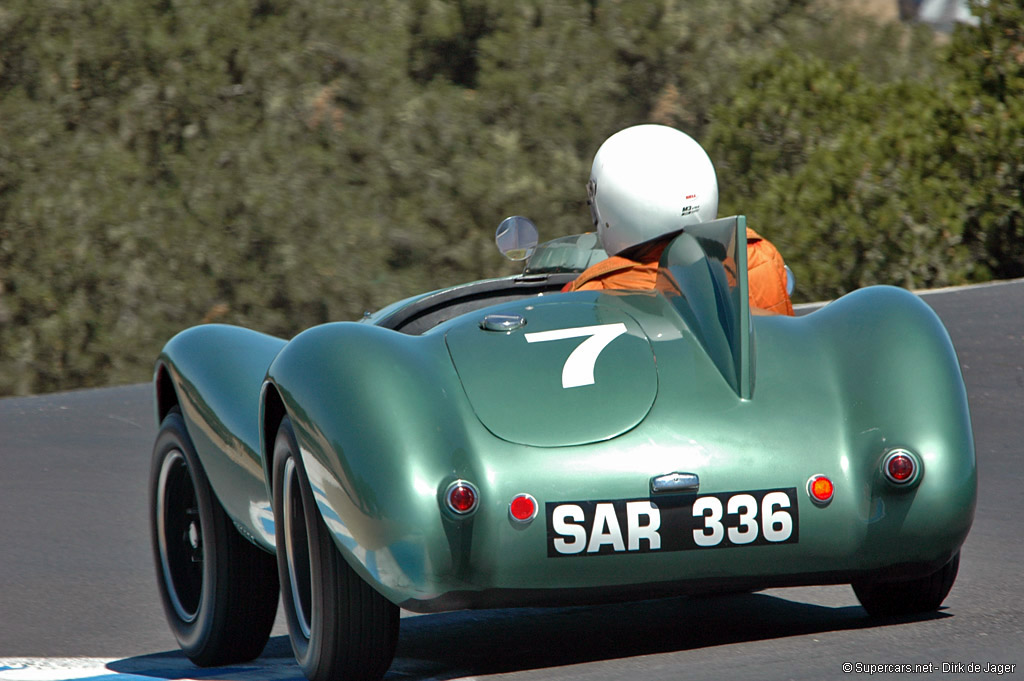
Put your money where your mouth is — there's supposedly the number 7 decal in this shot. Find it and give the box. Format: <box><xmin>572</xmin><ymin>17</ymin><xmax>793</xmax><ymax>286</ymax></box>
<box><xmin>524</xmin><ymin>323</ymin><xmax>627</xmax><ymax>388</ymax></box>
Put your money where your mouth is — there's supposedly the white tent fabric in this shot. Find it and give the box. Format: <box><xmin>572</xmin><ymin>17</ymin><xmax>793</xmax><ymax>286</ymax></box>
<box><xmin>916</xmin><ymin>0</ymin><xmax>980</xmax><ymax>30</ymax></box>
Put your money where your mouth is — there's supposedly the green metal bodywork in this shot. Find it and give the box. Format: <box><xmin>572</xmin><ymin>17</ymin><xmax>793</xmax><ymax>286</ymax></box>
<box><xmin>154</xmin><ymin>217</ymin><xmax>976</xmax><ymax>612</ymax></box>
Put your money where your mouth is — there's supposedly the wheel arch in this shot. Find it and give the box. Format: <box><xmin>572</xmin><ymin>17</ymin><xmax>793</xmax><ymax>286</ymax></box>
<box><xmin>259</xmin><ymin>380</ymin><xmax>288</xmax><ymax>493</ymax></box>
<box><xmin>154</xmin><ymin>361</ymin><xmax>181</xmax><ymax>424</ymax></box>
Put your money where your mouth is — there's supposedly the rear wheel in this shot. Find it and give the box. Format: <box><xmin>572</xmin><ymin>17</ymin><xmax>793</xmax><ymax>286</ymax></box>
<box><xmin>150</xmin><ymin>409</ymin><xmax>279</xmax><ymax>665</ymax></box>
<box><xmin>853</xmin><ymin>551</ymin><xmax>960</xmax><ymax>618</ymax></box>
<box><xmin>272</xmin><ymin>417</ymin><xmax>399</xmax><ymax>681</ymax></box>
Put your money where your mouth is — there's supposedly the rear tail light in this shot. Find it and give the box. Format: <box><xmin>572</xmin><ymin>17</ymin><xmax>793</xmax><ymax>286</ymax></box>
<box><xmin>509</xmin><ymin>493</ymin><xmax>538</xmax><ymax>523</ymax></box>
<box><xmin>445</xmin><ymin>480</ymin><xmax>479</xmax><ymax>515</ymax></box>
<box><xmin>884</xmin><ymin>449</ymin><xmax>919</xmax><ymax>484</ymax></box>
<box><xmin>807</xmin><ymin>475</ymin><xmax>834</xmax><ymax>505</ymax></box>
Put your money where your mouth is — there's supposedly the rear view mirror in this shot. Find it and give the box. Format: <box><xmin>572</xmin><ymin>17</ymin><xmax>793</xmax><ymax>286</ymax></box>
<box><xmin>496</xmin><ymin>216</ymin><xmax>539</xmax><ymax>261</ymax></box>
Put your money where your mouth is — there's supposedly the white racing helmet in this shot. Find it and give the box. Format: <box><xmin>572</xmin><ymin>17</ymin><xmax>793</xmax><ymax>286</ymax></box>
<box><xmin>588</xmin><ymin>124</ymin><xmax>718</xmax><ymax>256</ymax></box>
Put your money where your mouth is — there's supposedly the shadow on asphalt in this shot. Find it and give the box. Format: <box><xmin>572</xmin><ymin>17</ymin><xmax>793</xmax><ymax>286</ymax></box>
<box><xmin>107</xmin><ymin>592</ymin><xmax>950</xmax><ymax>680</ymax></box>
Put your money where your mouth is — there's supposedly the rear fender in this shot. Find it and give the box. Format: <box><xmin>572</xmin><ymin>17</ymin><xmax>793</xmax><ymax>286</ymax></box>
<box><xmin>808</xmin><ymin>286</ymin><xmax>976</xmax><ymax>561</ymax></box>
<box><xmin>264</xmin><ymin>322</ymin><xmax>480</xmax><ymax>602</ymax></box>
<box><xmin>154</xmin><ymin>324</ymin><xmax>286</xmax><ymax>550</ymax></box>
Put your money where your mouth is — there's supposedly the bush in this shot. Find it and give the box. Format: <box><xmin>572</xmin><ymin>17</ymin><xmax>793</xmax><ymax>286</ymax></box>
<box><xmin>707</xmin><ymin>52</ymin><xmax>974</xmax><ymax>300</ymax></box>
<box><xmin>0</xmin><ymin>0</ymin><xmax>1019</xmax><ymax>395</ymax></box>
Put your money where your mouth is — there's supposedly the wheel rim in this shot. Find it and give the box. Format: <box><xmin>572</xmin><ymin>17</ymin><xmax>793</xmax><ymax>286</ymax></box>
<box><xmin>282</xmin><ymin>457</ymin><xmax>313</xmax><ymax>640</ymax></box>
<box><xmin>157</xmin><ymin>449</ymin><xmax>203</xmax><ymax>623</ymax></box>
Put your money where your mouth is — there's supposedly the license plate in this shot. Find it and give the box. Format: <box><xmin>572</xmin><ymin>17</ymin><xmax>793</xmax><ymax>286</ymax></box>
<box><xmin>545</xmin><ymin>487</ymin><xmax>799</xmax><ymax>557</ymax></box>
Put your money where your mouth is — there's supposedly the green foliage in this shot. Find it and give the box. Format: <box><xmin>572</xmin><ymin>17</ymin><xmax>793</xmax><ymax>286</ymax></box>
<box><xmin>0</xmin><ymin>0</ymin><xmax>1020</xmax><ymax>395</ymax></box>
<box><xmin>708</xmin><ymin>51</ymin><xmax>973</xmax><ymax>299</ymax></box>
<box><xmin>708</xmin><ymin>0</ymin><xmax>1024</xmax><ymax>300</ymax></box>
<box><xmin>945</xmin><ymin>0</ymin><xmax>1024</xmax><ymax>279</ymax></box>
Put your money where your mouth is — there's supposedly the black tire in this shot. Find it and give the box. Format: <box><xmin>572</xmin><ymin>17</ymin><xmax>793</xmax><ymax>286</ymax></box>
<box><xmin>150</xmin><ymin>409</ymin><xmax>279</xmax><ymax>665</ymax></box>
<box><xmin>272</xmin><ymin>417</ymin><xmax>399</xmax><ymax>681</ymax></box>
<box><xmin>853</xmin><ymin>551</ymin><xmax>960</xmax><ymax>618</ymax></box>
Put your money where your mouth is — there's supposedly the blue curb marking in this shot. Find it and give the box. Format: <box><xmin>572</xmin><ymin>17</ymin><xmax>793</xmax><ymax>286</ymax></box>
<box><xmin>0</xmin><ymin>653</ymin><xmax>446</xmax><ymax>681</ymax></box>
<box><xmin>0</xmin><ymin>659</ymin><xmax>309</xmax><ymax>681</ymax></box>
<box><xmin>70</xmin><ymin>676</ymin><xmax>307</xmax><ymax>681</ymax></box>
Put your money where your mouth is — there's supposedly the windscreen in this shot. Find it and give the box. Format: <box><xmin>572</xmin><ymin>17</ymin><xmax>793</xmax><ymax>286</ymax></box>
<box><xmin>523</xmin><ymin>233</ymin><xmax>609</xmax><ymax>275</ymax></box>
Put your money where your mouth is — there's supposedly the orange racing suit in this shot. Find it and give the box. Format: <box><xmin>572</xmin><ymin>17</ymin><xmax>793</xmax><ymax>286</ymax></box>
<box><xmin>565</xmin><ymin>228</ymin><xmax>793</xmax><ymax>316</ymax></box>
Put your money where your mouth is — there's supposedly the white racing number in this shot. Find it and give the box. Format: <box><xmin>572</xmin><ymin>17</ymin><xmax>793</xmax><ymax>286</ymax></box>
<box><xmin>524</xmin><ymin>323</ymin><xmax>627</xmax><ymax>388</ymax></box>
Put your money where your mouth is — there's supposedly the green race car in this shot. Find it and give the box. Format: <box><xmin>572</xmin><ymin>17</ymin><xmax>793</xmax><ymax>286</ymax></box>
<box><xmin>150</xmin><ymin>215</ymin><xmax>975</xmax><ymax>681</ymax></box>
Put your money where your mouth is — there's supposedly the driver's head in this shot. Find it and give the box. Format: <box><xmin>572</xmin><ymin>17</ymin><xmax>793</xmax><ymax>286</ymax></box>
<box><xmin>587</xmin><ymin>124</ymin><xmax>718</xmax><ymax>256</ymax></box>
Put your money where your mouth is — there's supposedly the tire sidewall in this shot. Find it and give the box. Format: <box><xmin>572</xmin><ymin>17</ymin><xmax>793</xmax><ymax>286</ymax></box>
<box><xmin>149</xmin><ymin>411</ymin><xmax>227</xmax><ymax>659</ymax></box>
<box><xmin>272</xmin><ymin>417</ymin><xmax>338</xmax><ymax>676</ymax></box>
<box><xmin>854</xmin><ymin>551</ymin><xmax>961</xmax><ymax>617</ymax></box>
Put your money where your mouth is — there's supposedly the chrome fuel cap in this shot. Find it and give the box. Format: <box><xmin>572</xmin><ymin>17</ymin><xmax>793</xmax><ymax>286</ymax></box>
<box><xmin>480</xmin><ymin>313</ymin><xmax>526</xmax><ymax>332</ymax></box>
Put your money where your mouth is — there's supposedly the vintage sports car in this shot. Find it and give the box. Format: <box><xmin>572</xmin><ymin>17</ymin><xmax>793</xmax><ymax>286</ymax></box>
<box><xmin>150</xmin><ymin>215</ymin><xmax>976</xmax><ymax>681</ymax></box>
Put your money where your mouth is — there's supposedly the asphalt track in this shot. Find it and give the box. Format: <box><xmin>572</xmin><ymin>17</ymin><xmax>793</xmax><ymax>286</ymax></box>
<box><xmin>1</xmin><ymin>280</ymin><xmax>1021</xmax><ymax>681</ymax></box>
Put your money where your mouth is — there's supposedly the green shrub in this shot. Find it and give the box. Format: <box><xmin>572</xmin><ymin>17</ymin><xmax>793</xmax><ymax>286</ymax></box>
<box><xmin>0</xmin><ymin>0</ymin><xmax>1018</xmax><ymax>395</ymax></box>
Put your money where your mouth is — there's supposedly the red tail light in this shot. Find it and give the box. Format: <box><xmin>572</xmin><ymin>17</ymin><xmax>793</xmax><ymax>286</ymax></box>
<box><xmin>445</xmin><ymin>480</ymin><xmax>479</xmax><ymax>515</ymax></box>
<box><xmin>509</xmin><ymin>494</ymin><xmax>538</xmax><ymax>523</ymax></box>
<box><xmin>884</xmin><ymin>450</ymin><xmax>918</xmax><ymax>484</ymax></box>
